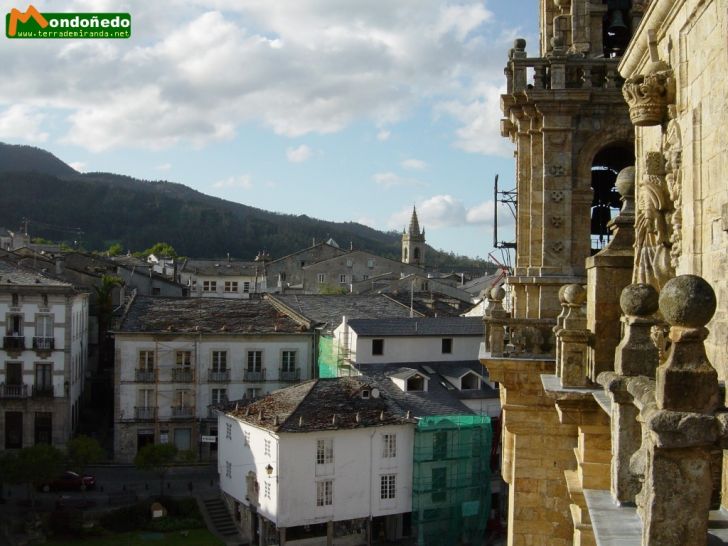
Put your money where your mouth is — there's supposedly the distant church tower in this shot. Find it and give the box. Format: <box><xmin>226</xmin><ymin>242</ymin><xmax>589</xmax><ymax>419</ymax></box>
<box><xmin>401</xmin><ymin>206</ymin><xmax>425</xmax><ymax>266</ymax></box>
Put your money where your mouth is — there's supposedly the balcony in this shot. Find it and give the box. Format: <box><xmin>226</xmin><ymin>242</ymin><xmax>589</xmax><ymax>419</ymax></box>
<box><xmin>279</xmin><ymin>368</ymin><xmax>301</xmax><ymax>382</ymax></box>
<box><xmin>243</xmin><ymin>369</ymin><xmax>266</xmax><ymax>382</ymax></box>
<box><xmin>208</xmin><ymin>369</ymin><xmax>230</xmax><ymax>382</ymax></box>
<box><xmin>32</xmin><ymin>337</ymin><xmax>55</xmax><ymax>351</ymax></box>
<box><xmin>0</xmin><ymin>383</ymin><xmax>28</xmax><ymax>398</ymax></box>
<box><xmin>172</xmin><ymin>368</ymin><xmax>194</xmax><ymax>382</ymax></box>
<box><xmin>3</xmin><ymin>336</ymin><xmax>25</xmax><ymax>351</ymax></box>
<box><xmin>134</xmin><ymin>369</ymin><xmax>156</xmax><ymax>382</ymax></box>
<box><xmin>171</xmin><ymin>405</ymin><xmax>194</xmax><ymax>419</ymax></box>
<box><xmin>134</xmin><ymin>406</ymin><xmax>157</xmax><ymax>420</ymax></box>
<box><xmin>32</xmin><ymin>384</ymin><xmax>55</xmax><ymax>398</ymax></box>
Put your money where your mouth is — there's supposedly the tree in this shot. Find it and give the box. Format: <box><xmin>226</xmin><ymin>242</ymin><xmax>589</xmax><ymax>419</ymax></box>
<box><xmin>67</xmin><ymin>435</ymin><xmax>105</xmax><ymax>476</ymax></box>
<box><xmin>107</xmin><ymin>243</ymin><xmax>123</xmax><ymax>256</ymax></box>
<box><xmin>134</xmin><ymin>443</ymin><xmax>178</xmax><ymax>496</ymax></box>
<box><xmin>143</xmin><ymin>242</ymin><xmax>177</xmax><ymax>258</ymax></box>
<box><xmin>13</xmin><ymin>444</ymin><xmax>64</xmax><ymax>509</ymax></box>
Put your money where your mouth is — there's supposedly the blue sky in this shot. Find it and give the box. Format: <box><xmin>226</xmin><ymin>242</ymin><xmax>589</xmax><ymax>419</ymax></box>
<box><xmin>0</xmin><ymin>0</ymin><xmax>539</xmax><ymax>260</ymax></box>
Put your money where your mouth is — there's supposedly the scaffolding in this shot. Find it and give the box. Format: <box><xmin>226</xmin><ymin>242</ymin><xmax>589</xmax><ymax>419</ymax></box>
<box><xmin>318</xmin><ymin>335</ymin><xmax>338</xmax><ymax>378</ymax></box>
<box><xmin>412</xmin><ymin>415</ymin><xmax>492</xmax><ymax>546</ymax></box>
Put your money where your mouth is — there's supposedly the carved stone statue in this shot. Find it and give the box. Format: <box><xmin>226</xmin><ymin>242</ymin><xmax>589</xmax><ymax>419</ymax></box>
<box><xmin>663</xmin><ymin>108</ymin><xmax>682</xmax><ymax>270</ymax></box>
<box><xmin>633</xmin><ymin>152</ymin><xmax>675</xmax><ymax>291</ymax></box>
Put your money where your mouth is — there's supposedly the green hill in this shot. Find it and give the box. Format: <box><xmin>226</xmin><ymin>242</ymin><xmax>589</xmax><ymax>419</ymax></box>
<box><xmin>0</xmin><ymin>143</ymin><xmax>491</xmax><ymax>271</ymax></box>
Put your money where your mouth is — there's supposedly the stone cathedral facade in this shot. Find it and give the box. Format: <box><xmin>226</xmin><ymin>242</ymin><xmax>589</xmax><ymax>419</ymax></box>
<box><xmin>482</xmin><ymin>0</ymin><xmax>728</xmax><ymax>545</ymax></box>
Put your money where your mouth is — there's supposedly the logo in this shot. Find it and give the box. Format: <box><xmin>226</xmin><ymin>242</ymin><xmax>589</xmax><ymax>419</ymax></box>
<box><xmin>6</xmin><ymin>5</ymin><xmax>131</xmax><ymax>39</ymax></box>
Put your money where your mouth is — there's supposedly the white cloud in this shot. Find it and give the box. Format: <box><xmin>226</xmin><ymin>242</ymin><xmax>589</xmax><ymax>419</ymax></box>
<box><xmin>389</xmin><ymin>196</ymin><xmax>510</xmax><ymax>229</ymax></box>
<box><xmin>0</xmin><ymin>105</ymin><xmax>49</xmax><ymax>143</ymax></box>
<box><xmin>0</xmin><ymin>1</ymin><xmax>518</xmax><ymax>153</ymax></box>
<box><xmin>286</xmin><ymin>144</ymin><xmax>312</xmax><ymax>163</ymax></box>
<box><xmin>212</xmin><ymin>175</ymin><xmax>253</xmax><ymax>190</ymax></box>
<box><xmin>156</xmin><ymin>163</ymin><xmax>172</xmax><ymax>171</ymax></box>
<box><xmin>372</xmin><ymin>171</ymin><xmax>424</xmax><ymax>188</ymax></box>
<box><xmin>68</xmin><ymin>161</ymin><xmax>86</xmax><ymax>172</ymax></box>
<box><xmin>401</xmin><ymin>158</ymin><xmax>427</xmax><ymax>170</ymax></box>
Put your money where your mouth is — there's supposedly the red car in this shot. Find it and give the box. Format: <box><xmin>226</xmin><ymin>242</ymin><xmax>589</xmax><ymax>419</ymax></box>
<box><xmin>40</xmin><ymin>471</ymin><xmax>96</xmax><ymax>492</ymax></box>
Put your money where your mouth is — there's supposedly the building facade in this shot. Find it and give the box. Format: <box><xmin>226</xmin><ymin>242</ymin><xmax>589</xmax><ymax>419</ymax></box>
<box><xmin>113</xmin><ymin>296</ymin><xmax>314</xmax><ymax>462</ymax></box>
<box><xmin>178</xmin><ymin>258</ymin><xmax>265</xmax><ymax>298</ymax></box>
<box><xmin>482</xmin><ymin>1</ymin><xmax>728</xmax><ymax>545</ymax></box>
<box><xmin>0</xmin><ymin>259</ymin><xmax>89</xmax><ymax>450</ymax></box>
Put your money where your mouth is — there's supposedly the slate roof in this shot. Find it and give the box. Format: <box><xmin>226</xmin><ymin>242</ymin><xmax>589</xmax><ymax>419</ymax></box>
<box><xmin>383</xmin><ymin>292</ymin><xmax>472</xmax><ymax>317</ymax></box>
<box><xmin>179</xmin><ymin>258</ymin><xmax>261</xmax><ymax>276</ymax></box>
<box><xmin>118</xmin><ymin>296</ymin><xmax>310</xmax><ymax>334</ymax></box>
<box><xmin>225</xmin><ymin>377</ymin><xmax>413</xmax><ymax>433</ymax></box>
<box><xmin>357</xmin><ymin>360</ymin><xmax>498</xmax><ymax>416</ymax></box>
<box><xmin>346</xmin><ymin>317</ymin><xmax>483</xmax><ymax>337</ymax></box>
<box><xmin>0</xmin><ymin>258</ymin><xmax>73</xmax><ymax>289</ymax></box>
<box><xmin>268</xmin><ymin>293</ymin><xmax>419</xmax><ymax>334</ymax></box>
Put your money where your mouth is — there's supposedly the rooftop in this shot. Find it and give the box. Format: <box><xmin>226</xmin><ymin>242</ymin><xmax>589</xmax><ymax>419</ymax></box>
<box><xmin>0</xmin><ymin>258</ymin><xmax>73</xmax><ymax>289</ymax></box>
<box><xmin>118</xmin><ymin>295</ymin><xmax>310</xmax><ymax>334</ymax></box>
<box><xmin>179</xmin><ymin>258</ymin><xmax>262</xmax><ymax>276</ymax></box>
<box><xmin>346</xmin><ymin>317</ymin><xmax>484</xmax><ymax>336</ymax></box>
<box><xmin>225</xmin><ymin>377</ymin><xmax>413</xmax><ymax>432</ymax></box>
<box><xmin>268</xmin><ymin>293</ymin><xmax>419</xmax><ymax>334</ymax></box>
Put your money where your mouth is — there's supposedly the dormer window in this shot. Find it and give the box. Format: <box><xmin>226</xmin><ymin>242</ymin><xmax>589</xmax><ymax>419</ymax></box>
<box><xmin>406</xmin><ymin>374</ymin><xmax>425</xmax><ymax>392</ymax></box>
<box><xmin>361</xmin><ymin>389</ymin><xmax>370</xmax><ymax>399</ymax></box>
<box><xmin>461</xmin><ymin>373</ymin><xmax>480</xmax><ymax>391</ymax></box>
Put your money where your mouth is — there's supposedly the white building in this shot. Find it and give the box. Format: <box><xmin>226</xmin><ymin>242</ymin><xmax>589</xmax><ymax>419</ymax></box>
<box><xmin>178</xmin><ymin>258</ymin><xmax>266</xmax><ymax>299</ymax></box>
<box><xmin>218</xmin><ymin>377</ymin><xmax>416</xmax><ymax>545</ymax></box>
<box><xmin>333</xmin><ymin>317</ymin><xmax>483</xmax><ymax>365</ymax></box>
<box><xmin>0</xmin><ymin>259</ymin><xmax>89</xmax><ymax>449</ymax></box>
<box><xmin>113</xmin><ymin>295</ymin><xmax>314</xmax><ymax>462</ymax></box>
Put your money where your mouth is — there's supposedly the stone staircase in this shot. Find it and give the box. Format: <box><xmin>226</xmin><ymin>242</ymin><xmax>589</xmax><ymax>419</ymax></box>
<box><xmin>200</xmin><ymin>497</ymin><xmax>245</xmax><ymax>544</ymax></box>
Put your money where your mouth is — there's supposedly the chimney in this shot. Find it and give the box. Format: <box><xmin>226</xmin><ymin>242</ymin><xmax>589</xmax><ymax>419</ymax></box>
<box><xmin>55</xmin><ymin>256</ymin><xmax>65</xmax><ymax>275</ymax></box>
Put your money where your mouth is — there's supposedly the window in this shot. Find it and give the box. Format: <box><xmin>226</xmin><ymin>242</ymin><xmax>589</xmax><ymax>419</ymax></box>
<box><xmin>212</xmin><ymin>351</ymin><xmax>227</xmax><ymax>372</ymax></box>
<box><xmin>281</xmin><ymin>351</ymin><xmax>296</xmax><ymax>372</ymax></box>
<box><xmin>242</xmin><ymin>281</ymin><xmax>251</xmax><ymax>294</ymax></box>
<box><xmin>35</xmin><ymin>363</ymin><xmax>52</xmax><ymax>392</ymax></box>
<box><xmin>264</xmin><ymin>439</ymin><xmax>271</xmax><ymax>457</ymax></box>
<box><xmin>203</xmin><ymin>280</ymin><xmax>217</xmax><ymax>292</ymax></box>
<box><xmin>316</xmin><ymin>480</ymin><xmax>333</xmax><ymax>506</ymax></box>
<box><xmin>225</xmin><ymin>422</ymin><xmax>232</xmax><ymax>440</ymax></box>
<box><xmin>316</xmin><ymin>438</ymin><xmax>333</xmax><ymax>465</ymax></box>
<box><xmin>34</xmin><ymin>412</ymin><xmax>52</xmax><ymax>445</ymax></box>
<box><xmin>246</xmin><ymin>387</ymin><xmax>261</xmax><ymax>399</ymax></box>
<box><xmin>432</xmin><ymin>467</ymin><xmax>447</xmax><ymax>502</ymax></box>
<box><xmin>138</xmin><ymin>388</ymin><xmax>154</xmax><ymax>408</ymax></box>
<box><xmin>317</xmin><ymin>273</ymin><xmax>326</xmax><ymax>284</ymax></box>
<box><xmin>247</xmin><ymin>350</ymin><xmax>262</xmax><ymax>371</ymax></box>
<box><xmin>367</xmin><ymin>259</ymin><xmax>374</xmax><ymax>268</ymax></box>
<box><xmin>243</xmin><ymin>430</ymin><xmax>250</xmax><ymax>446</ymax></box>
<box><xmin>211</xmin><ymin>388</ymin><xmax>227</xmax><ymax>404</ymax></box>
<box><xmin>11</xmin><ymin>294</ymin><xmax>19</xmax><ymax>307</ymax></box>
<box><xmin>224</xmin><ymin>281</ymin><xmax>238</xmax><ymax>293</ymax></box>
<box><xmin>380</xmin><ymin>474</ymin><xmax>396</xmax><ymax>500</ymax></box>
<box><xmin>176</xmin><ymin>351</ymin><xmax>191</xmax><ymax>367</ymax></box>
<box><xmin>406</xmin><ymin>374</ymin><xmax>425</xmax><ymax>391</ymax></box>
<box><xmin>346</xmin><ymin>259</ymin><xmax>353</xmax><ymax>267</ymax></box>
<box><xmin>35</xmin><ymin>314</ymin><xmax>53</xmax><ymax>339</ymax></box>
<box><xmin>362</xmin><ymin>275</ymin><xmax>369</xmax><ymax>281</ymax></box>
<box><xmin>433</xmin><ymin>431</ymin><xmax>448</xmax><ymax>459</ymax></box>
<box><xmin>264</xmin><ymin>481</ymin><xmax>271</xmax><ymax>499</ymax></box>
<box><xmin>372</xmin><ymin>339</ymin><xmax>384</xmax><ymax>356</ymax></box>
<box><xmin>383</xmin><ymin>434</ymin><xmax>396</xmax><ymax>458</ymax></box>
<box><xmin>339</xmin><ymin>274</ymin><xmax>347</xmax><ymax>284</ymax></box>
<box><xmin>225</xmin><ymin>461</ymin><xmax>232</xmax><ymax>479</ymax></box>
<box><xmin>7</xmin><ymin>314</ymin><xmax>23</xmax><ymax>337</ymax></box>
<box><xmin>139</xmin><ymin>350</ymin><xmax>154</xmax><ymax>371</ymax></box>
<box><xmin>461</xmin><ymin>373</ymin><xmax>480</xmax><ymax>390</ymax></box>
<box><xmin>174</xmin><ymin>428</ymin><xmax>191</xmax><ymax>451</ymax></box>
<box><xmin>441</xmin><ymin>338</ymin><xmax>453</xmax><ymax>354</ymax></box>
<box><xmin>152</xmin><ymin>287</ymin><xmax>161</xmax><ymax>296</ymax></box>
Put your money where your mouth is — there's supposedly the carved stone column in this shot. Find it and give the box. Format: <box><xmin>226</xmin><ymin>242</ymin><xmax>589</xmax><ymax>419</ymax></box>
<box><xmin>558</xmin><ymin>284</ymin><xmax>590</xmax><ymax>387</ymax></box>
<box><xmin>641</xmin><ymin>275</ymin><xmax>719</xmax><ymax>546</ymax></box>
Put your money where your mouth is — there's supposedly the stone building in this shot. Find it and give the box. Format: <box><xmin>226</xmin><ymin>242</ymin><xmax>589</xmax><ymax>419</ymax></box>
<box><xmin>482</xmin><ymin>0</ymin><xmax>728</xmax><ymax>545</ymax></box>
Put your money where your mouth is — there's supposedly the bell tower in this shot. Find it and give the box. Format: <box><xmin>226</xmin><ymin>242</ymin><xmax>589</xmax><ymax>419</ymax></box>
<box><xmin>401</xmin><ymin>207</ymin><xmax>425</xmax><ymax>267</ymax></box>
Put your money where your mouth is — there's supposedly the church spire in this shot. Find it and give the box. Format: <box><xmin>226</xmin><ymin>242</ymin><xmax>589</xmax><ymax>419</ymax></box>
<box><xmin>408</xmin><ymin>206</ymin><xmax>422</xmax><ymax>236</ymax></box>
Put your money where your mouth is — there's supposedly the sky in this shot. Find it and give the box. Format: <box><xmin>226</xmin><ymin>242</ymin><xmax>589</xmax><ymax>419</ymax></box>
<box><xmin>0</xmin><ymin>0</ymin><xmax>539</xmax><ymax>260</ymax></box>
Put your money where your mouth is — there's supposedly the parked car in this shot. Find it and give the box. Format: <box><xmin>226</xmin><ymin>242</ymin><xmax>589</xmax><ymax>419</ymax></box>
<box><xmin>40</xmin><ymin>471</ymin><xmax>96</xmax><ymax>492</ymax></box>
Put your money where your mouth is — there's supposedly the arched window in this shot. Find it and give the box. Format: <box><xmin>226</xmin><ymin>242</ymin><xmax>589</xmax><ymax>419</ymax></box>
<box><xmin>590</xmin><ymin>145</ymin><xmax>634</xmax><ymax>253</ymax></box>
<box><xmin>413</xmin><ymin>247</ymin><xmax>420</xmax><ymax>260</ymax></box>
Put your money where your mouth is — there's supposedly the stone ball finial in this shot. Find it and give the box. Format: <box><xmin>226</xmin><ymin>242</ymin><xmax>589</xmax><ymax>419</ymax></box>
<box><xmin>490</xmin><ymin>286</ymin><xmax>506</xmax><ymax>301</ymax></box>
<box><xmin>514</xmin><ymin>38</ymin><xmax>526</xmax><ymax>51</ymax></box>
<box><xmin>615</xmin><ymin>166</ymin><xmax>635</xmax><ymax>199</ymax></box>
<box><xmin>563</xmin><ymin>284</ymin><xmax>586</xmax><ymax>306</ymax></box>
<box><xmin>659</xmin><ymin>275</ymin><xmax>716</xmax><ymax>328</ymax></box>
<box><xmin>558</xmin><ymin>284</ymin><xmax>569</xmax><ymax>304</ymax></box>
<box><xmin>620</xmin><ymin>283</ymin><xmax>659</xmax><ymax>316</ymax></box>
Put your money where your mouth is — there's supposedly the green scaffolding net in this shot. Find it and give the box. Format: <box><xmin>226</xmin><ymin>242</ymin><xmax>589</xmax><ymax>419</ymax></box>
<box><xmin>318</xmin><ymin>335</ymin><xmax>339</xmax><ymax>378</ymax></box>
<box><xmin>412</xmin><ymin>415</ymin><xmax>492</xmax><ymax>545</ymax></box>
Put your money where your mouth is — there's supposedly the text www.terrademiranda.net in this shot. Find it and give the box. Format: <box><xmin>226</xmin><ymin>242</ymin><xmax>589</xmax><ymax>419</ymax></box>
<box><xmin>15</xmin><ymin>28</ymin><xmax>130</xmax><ymax>38</ymax></box>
